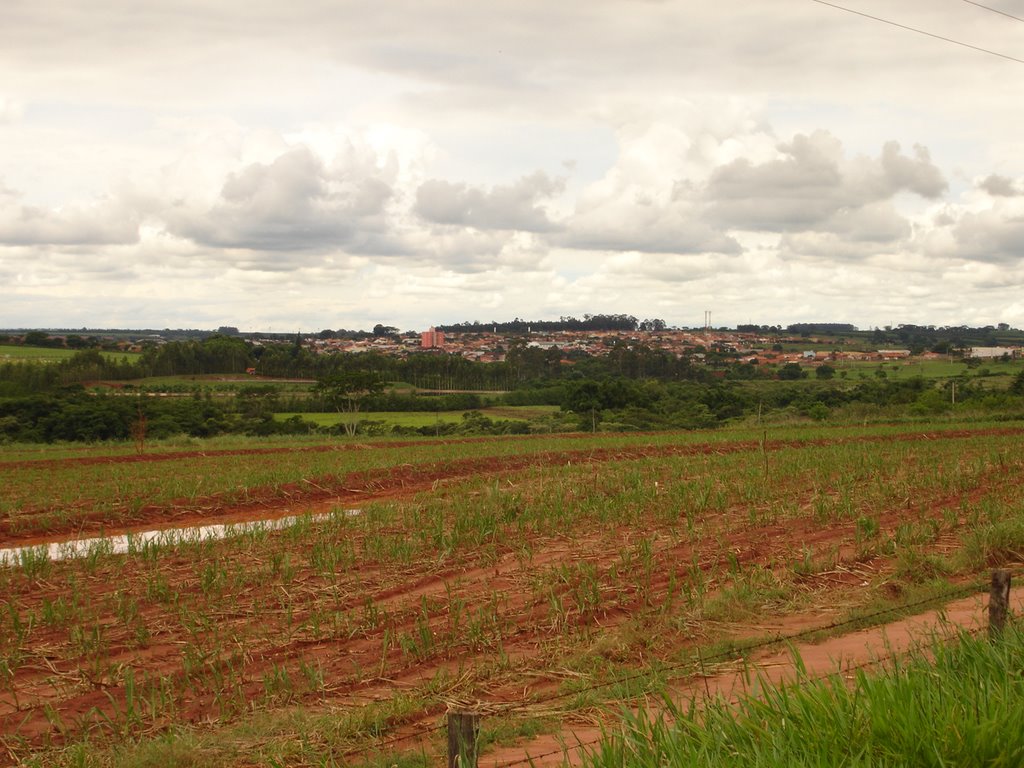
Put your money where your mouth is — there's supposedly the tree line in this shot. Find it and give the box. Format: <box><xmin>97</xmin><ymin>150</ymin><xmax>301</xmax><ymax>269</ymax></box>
<box><xmin>3</xmin><ymin>370</ymin><xmax>1021</xmax><ymax>443</ymax></box>
<box><xmin>436</xmin><ymin>314</ymin><xmax>664</xmax><ymax>334</ymax></box>
<box><xmin>2</xmin><ymin>331</ymin><xmax>1024</xmax><ymax>443</ymax></box>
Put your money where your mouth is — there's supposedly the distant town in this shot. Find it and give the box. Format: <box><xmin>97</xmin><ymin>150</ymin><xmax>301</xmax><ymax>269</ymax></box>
<box><xmin>312</xmin><ymin>326</ymin><xmax>1023</xmax><ymax>366</ymax></box>
<box><xmin>2</xmin><ymin>318</ymin><xmax>1023</xmax><ymax>369</ymax></box>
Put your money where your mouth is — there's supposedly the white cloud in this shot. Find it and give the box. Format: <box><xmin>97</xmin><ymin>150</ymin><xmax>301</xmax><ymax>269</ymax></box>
<box><xmin>948</xmin><ymin>206</ymin><xmax>1024</xmax><ymax>265</ymax></box>
<box><xmin>4</xmin><ymin>1</ymin><xmax>1024</xmax><ymax>330</ymax></box>
<box><xmin>978</xmin><ymin>174</ymin><xmax>1021</xmax><ymax>197</ymax></box>
<box><xmin>557</xmin><ymin>102</ymin><xmax>757</xmax><ymax>256</ymax></box>
<box><xmin>0</xmin><ymin>183</ymin><xmax>139</xmax><ymax>246</ymax></box>
<box><xmin>706</xmin><ymin>132</ymin><xmax>946</xmax><ymax>234</ymax></box>
<box><xmin>415</xmin><ymin>172</ymin><xmax>563</xmax><ymax>232</ymax></box>
<box><xmin>0</xmin><ymin>96</ymin><xmax>22</xmax><ymax>123</ymax></box>
<box><xmin>163</xmin><ymin>146</ymin><xmax>393</xmax><ymax>253</ymax></box>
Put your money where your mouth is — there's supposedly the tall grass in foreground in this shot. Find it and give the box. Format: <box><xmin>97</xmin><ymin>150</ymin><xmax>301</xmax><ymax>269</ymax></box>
<box><xmin>584</xmin><ymin>621</ymin><xmax>1024</xmax><ymax>767</ymax></box>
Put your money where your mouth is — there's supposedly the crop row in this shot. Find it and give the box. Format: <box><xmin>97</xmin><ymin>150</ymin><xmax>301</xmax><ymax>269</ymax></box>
<box><xmin>4</xmin><ymin>421</ymin><xmax>1021</xmax><ymax>539</ymax></box>
<box><xmin>2</xmin><ymin>427</ymin><xmax>1024</xmax><ymax>765</ymax></box>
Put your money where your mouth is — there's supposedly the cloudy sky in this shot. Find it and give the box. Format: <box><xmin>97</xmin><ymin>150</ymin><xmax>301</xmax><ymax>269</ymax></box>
<box><xmin>3</xmin><ymin>0</ymin><xmax>1024</xmax><ymax>332</ymax></box>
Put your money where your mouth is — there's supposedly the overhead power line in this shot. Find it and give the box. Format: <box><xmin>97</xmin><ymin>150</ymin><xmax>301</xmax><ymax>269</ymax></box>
<box><xmin>809</xmin><ymin>0</ymin><xmax>1024</xmax><ymax>64</ymax></box>
<box><xmin>962</xmin><ymin>0</ymin><xmax>1024</xmax><ymax>25</ymax></box>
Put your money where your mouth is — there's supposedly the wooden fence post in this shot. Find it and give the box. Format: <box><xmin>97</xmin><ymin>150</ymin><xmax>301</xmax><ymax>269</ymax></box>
<box><xmin>447</xmin><ymin>711</ymin><xmax>479</xmax><ymax>768</ymax></box>
<box><xmin>989</xmin><ymin>569</ymin><xmax>1011</xmax><ymax>638</ymax></box>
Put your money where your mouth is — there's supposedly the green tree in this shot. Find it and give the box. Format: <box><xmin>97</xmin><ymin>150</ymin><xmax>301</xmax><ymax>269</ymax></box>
<box><xmin>805</xmin><ymin>402</ymin><xmax>830</xmax><ymax>421</ymax></box>
<box><xmin>314</xmin><ymin>371</ymin><xmax>385</xmax><ymax>436</ymax></box>
<box><xmin>778</xmin><ymin>363</ymin><xmax>805</xmax><ymax>380</ymax></box>
<box><xmin>1010</xmin><ymin>369</ymin><xmax>1024</xmax><ymax>396</ymax></box>
<box><xmin>911</xmin><ymin>389</ymin><xmax>951</xmax><ymax>415</ymax></box>
<box><xmin>235</xmin><ymin>385</ymin><xmax>280</xmax><ymax>418</ymax></box>
<box><xmin>562</xmin><ymin>380</ymin><xmax>602</xmax><ymax>432</ymax></box>
<box><xmin>815</xmin><ymin>364</ymin><xmax>836</xmax><ymax>380</ymax></box>
<box><xmin>23</xmin><ymin>331</ymin><xmax>57</xmax><ymax>347</ymax></box>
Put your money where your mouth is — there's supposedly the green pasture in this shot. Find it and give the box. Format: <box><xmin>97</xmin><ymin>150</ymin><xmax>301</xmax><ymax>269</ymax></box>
<box><xmin>478</xmin><ymin>404</ymin><xmax>559</xmax><ymax>419</ymax></box>
<box><xmin>273</xmin><ymin>405</ymin><xmax>556</xmax><ymax>428</ymax></box>
<box><xmin>754</xmin><ymin>356</ymin><xmax>1023</xmax><ymax>385</ymax></box>
<box><xmin>0</xmin><ymin>345</ymin><xmax>141</xmax><ymax>363</ymax></box>
<box><xmin>275</xmin><ymin>411</ymin><xmax>464</xmax><ymax>428</ymax></box>
<box><xmin>835</xmin><ymin>357</ymin><xmax>1020</xmax><ymax>379</ymax></box>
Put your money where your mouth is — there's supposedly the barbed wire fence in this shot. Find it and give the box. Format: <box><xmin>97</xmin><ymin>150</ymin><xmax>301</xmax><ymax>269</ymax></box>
<box><xmin>350</xmin><ymin>568</ymin><xmax>1019</xmax><ymax>767</ymax></box>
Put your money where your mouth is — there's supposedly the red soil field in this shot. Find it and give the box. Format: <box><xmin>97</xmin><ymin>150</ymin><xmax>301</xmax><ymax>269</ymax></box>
<box><xmin>2</xmin><ymin>426</ymin><xmax>1022</xmax><ymax>766</ymax></box>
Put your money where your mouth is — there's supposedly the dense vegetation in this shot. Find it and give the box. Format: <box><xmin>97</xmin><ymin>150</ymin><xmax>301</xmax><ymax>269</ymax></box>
<box><xmin>436</xmin><ymin>313</ymin><xmax>665</xmax><ymax>333</ymax></box>
<box><xmin>2</xmin><ymin>332</ymin><xmax>1024</xmax><ymax>443</ymax></box>
<box><xmin>4</xmin><ymin>422</ymin><xmax>1024</xmax><ymax>766</ymax></box>
<box><xmin>585</xmin><ymin>621</ymin><xmax>1024</xmax><ymax>768</ymax></box>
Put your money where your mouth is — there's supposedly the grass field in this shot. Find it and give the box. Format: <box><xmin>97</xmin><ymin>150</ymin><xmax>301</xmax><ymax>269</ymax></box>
<box><xmin>275</xmin><ymin>410</ymin><xmax>468</xmax><ymax>427</ymax></box>
<box><xmin>273</xmin><ymin>405</ymin><xmax>559</xmax><ymax>428</ymax></box>
<box><xmin>584</xmin><ymin>620</ymin><xmax>1024</xmax><ymax>767</ymax></box>
<box><xmin>834</xmin><ymin>357</ymin><xmax>1023</xmax><ymax>383</ymax></box>
<box><xmin>2</xmin><ymin>420</ymin><xmax>1024</xmax><ymax>766</ymax></box>
<box><xmin>0</xmin><ymin>345</ymin><xmax>141</xmax><ymax>363</ymax></box>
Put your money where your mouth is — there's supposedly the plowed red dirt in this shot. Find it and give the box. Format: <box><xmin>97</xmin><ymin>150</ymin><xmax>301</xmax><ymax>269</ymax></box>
<box><xmin>2</xmin><ymin>426</ymin><xmax>1023</xmax><ymax>767</ymax></box>
<box><xmin>6</xmin><ymin>426</ymin><xmax>1023</xmax><ymax>545</ymax></box>
<box><xmin>482</xmin><ymin>587</ymin><xmax>1024</xmax><ymax>767</ymax></box>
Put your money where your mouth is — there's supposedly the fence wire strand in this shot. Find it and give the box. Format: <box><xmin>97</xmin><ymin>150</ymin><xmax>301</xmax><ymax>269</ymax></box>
<box><xmin>487</xmin><ymin>614</ymin><xmax>997</xmax><ymax>768</ymax></box>
<box><xmin>357</xmin><ymin>569</ymin><xmax>1022</xmax><ymax>763</ymax></box>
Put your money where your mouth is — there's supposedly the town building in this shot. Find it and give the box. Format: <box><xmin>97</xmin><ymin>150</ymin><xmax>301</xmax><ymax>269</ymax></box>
<box><xmin>421</xmin><ymin>327</ymin><xmax>446</xmax><ymax>349</ymax></box>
